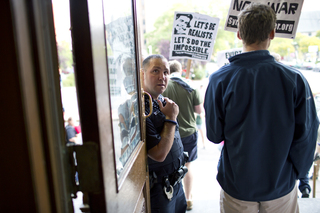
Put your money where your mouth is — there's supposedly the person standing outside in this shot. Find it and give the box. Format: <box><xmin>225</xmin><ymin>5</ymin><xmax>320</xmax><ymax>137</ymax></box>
<box><xmin>65</xmin><ymin>117</ymin><xmax>78</xmax><ymax>145</ymax></box>
<box><xmin>141</xmin><ymin>54</ymin><xmax>188</xmax><ymax>213</ymax></box>
<box><xmin>163</xmin><ymin>60</ymin><xmax>203</xmax><ymax>210</ymax></box>
<box><xmin>204</xmin><ymin>3</ymin><xmax>318</xmax><ymax>212</ymax></box>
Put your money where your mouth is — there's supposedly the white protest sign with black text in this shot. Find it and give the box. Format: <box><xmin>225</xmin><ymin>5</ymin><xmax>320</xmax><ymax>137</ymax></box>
<box><xmin>216</xmin><ymin>48</ymin><xmax>243</xmax><ymax>68</ymax></box>
<box><xmin>169</xmin><ymin>12</ymin><xmax>220</xmax><ymax>62</ymax></box>
<box><xmin>224</xmin><ymin>0</ymin><xmax>304</xmax><ymax>39</ymax></box>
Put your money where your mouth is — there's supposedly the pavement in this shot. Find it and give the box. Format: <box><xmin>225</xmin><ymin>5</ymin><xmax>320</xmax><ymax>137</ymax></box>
<box><xmin>72</xmin><ymin>131</ymin><xmax>320</xmax><ymax>213</ymax></box>
<box><xmin>187</xmin><ymin>128</ymin><xmax>320</xmax><ymax>213</ymax></box>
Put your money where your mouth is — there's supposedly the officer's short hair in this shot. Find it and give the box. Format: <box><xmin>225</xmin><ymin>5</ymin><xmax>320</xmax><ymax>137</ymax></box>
<box><xmin>142</xmin><ymin>54</ymin><xmax>166</xmax><ymax>70</ymax></box>
<box><xmin>238</xmin><ymin>3</ymin><xmax>276</xmax><ymax>45</ymax></box>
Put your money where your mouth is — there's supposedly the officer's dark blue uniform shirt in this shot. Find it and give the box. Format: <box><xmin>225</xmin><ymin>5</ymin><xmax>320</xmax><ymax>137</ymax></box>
<box><xmin>144</xmin><ymin>94</ymin><xmax>184</xmax><ymax>178</ymax></box>
<box><xmin>204</xmin><ymin>50</ymin><xmax>319</xmax><ymax>202</ymax></box>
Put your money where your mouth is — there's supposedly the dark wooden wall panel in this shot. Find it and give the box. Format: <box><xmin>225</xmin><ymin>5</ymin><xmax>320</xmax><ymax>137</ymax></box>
<box><xmin>0</xmin><ymin>1</ymin><xmax>37</xmax><ymax>212</ymax></box>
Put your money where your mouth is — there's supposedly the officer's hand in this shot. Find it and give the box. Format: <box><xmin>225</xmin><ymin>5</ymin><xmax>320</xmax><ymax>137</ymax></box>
<box><xmin>158</xmin><ymin>97</ymin><xmax>179</xmax><ymax>121</ymax></box>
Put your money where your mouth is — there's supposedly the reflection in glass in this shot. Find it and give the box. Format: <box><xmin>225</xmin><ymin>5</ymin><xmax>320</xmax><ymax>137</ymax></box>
<box><xmin>103</xmin><ymin>0</ymin><xmax>141</xmax><ymax>180</ymax></box>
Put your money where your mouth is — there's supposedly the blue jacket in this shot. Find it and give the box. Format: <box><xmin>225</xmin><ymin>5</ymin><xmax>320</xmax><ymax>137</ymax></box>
<box><xmin>204</xmin><ymin>50</ymin><xmax>319</xmax><ymax>201</ymax></box>
<box><xmin>145</xmin><ymin>94</ymin><xmax>185</xmax><ymax>180</ymax></box>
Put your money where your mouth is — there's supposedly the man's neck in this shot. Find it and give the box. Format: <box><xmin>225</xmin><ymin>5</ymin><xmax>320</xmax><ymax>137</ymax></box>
<box><xmin>242</xmin><ymin>39</ymin><xmax>270</xmax><ymax>53</ymax></box>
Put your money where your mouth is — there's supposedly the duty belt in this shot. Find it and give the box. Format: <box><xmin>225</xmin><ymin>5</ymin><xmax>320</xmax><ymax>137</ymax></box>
<box><xmin>149</xmin><ymin>152</ymin><xmax>189</xmax><ymax>201</ymax></box>
<box><xmin>149</xmin><ymin>164</ymin><xmax>188</xmax><ymax>188</ymax></box>
<box><xmin>162</xmin><ymin>165</ymin><xmax>188</xmax><ymax>201</ymax></box>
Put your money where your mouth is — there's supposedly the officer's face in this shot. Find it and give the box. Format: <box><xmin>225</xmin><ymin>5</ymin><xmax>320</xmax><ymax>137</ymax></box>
<box><xmin>142</xmin><ymin>58</ymin><xmax>170</xmax><ymax>99</ymax></box>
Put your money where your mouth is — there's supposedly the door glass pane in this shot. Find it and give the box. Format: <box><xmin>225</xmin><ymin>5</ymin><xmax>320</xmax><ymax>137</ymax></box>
<box><xmin>103</xmin><ymin>0</ymin><xmax>141</xmax><ymax>182</ymax></box>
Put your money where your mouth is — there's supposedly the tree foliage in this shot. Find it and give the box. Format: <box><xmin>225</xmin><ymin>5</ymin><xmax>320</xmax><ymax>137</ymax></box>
<box><xmin>144</xmin><ymin>4</ymin><xmax>185</xmax><ymax>56</ymax></box>
<box><xmin>144</xmin><ymin>0</ymin><xmax>233</xmax><ymax>60</ymax></box>
<box><xmin>62</xmin><ymin>73</ymin><xmax>75</xmax><ymax>87</ymax></box>
<box><xmin>269</xmin><ymin>37</ymin><xmax>295</xmax><ymax>56</ymax></box>
<box><xmin>57</xmin><ymin>41</ymin><xmax>73</xmax><ymax>71</ymax></box>
<box><xmin>144</xmin><ymin>2</ymin><xmax>320</xmax><ymax>63</ymax></box>
<box><xmin>193</xmin><ymin>66</ymin><xmax>206</xmax><ymax>80</ymax></box>
<box><xmin>298</xmin><ymin>36</ymin><xmax>320</xmax><ymax>53</ymax></box>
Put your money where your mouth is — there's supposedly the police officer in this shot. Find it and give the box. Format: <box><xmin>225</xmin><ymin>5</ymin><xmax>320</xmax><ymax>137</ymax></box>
<box><xmin>141</xmin><ymin>54</ymin><xmax>187</xmax><ymax>213</ymax></box>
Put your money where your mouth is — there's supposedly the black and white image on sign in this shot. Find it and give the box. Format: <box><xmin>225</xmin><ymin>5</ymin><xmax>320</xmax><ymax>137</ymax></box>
<box><xmin>174</xmin><ymin>14</ymin><xmax>193</xmax><ymax>35</ymax></box>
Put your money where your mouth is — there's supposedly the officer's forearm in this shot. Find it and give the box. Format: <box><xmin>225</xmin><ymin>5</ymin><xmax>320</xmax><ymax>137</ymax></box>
<box><xmin>147</xmin><ymin>122</ymin><xmax>176</xmax><ymax>162</ymax></box>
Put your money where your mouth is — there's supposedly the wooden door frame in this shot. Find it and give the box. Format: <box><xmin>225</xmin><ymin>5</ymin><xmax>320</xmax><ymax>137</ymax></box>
<box><xmin>7</xmin><ymin>0</ymin><xmax>73</xmax><ymax>212</ymax></box>
<box><xmin>70</xmin><ymin>0</ymin><xmax>150</xmax><ymax>212</ymax></box>
<box><xmin>69</xmin><ymin>0</ymin><xmax>107</xmax><ymax>211</ymax></box>
<box><xmin>3</xmin><ymin>0</ymin><xmax>150</xmax><ymax>212</ymax></box>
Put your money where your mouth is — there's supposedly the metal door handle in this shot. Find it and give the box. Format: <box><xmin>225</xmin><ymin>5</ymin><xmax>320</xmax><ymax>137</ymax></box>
<box><xmin>143</xmin><ymin>91</ymin><xmax>153</xmax><ymax>118</ymax></box>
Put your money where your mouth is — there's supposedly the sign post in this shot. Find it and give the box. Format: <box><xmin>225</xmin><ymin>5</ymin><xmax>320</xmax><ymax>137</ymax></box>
<box><xmin>185</xmin><ymin>59</ymin><xmax>192</xmax><ymax>79</ymax></box>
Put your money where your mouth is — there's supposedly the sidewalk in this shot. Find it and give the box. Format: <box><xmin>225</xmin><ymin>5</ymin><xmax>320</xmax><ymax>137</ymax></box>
<box><xmin>188</xmin><ymin>130</ymin><xmax>320</xmax><ymax>213</ymax></box>
<box><xmin>188</xmin><ymin>141</ymin><xmax>220</xmax><ymax>212</ymax></box>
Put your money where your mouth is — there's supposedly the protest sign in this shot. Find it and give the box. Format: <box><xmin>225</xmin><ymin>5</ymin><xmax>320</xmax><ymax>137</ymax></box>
<box><xmin>224</xmin><ymin>0</ymin><xmax>304</xmax><ymax>39</ymax></box>
<box><xmin>216</xmin><ymin>48</ymin><xmax>242</xmax><ymax>68</ymax></box>
<box><xmin>169</xmin><ymin>12</ymin><xmax>220</xmax><ymax>62</ymax></box>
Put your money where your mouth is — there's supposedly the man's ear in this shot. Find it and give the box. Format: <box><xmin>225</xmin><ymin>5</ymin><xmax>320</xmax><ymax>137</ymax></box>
<box><xmin>269</xmin><ymin>29</ymin><xmax>275</xmax><ymax>40</ymax></box>
<box><xmin>237</xmin><ymin>31</ymin><xmax>242</xmax><ymax>40</ymax></box>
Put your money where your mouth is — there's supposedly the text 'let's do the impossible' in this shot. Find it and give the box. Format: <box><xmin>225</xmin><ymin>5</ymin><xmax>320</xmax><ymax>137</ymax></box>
<box><xmin>173</xmin><ymin>21</ymin><xmax>216</xmax><ymax>54</ymax></box>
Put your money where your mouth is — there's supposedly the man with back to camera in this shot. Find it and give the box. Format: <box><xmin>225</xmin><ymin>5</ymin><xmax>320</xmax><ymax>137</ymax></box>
<box><xmin>204</xmin><ymin>3</ymin><xmax>319</xmax><ymax>212</ymax></box>
<box><xmin>162</xmin><ymin>60</ymin><xmax>203</xmax><ymax>210</ymax></box>
<box><xmin>141</xmin><ymin>54</ymin><xmax>188</xmax><ymax>213</ymax></box>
